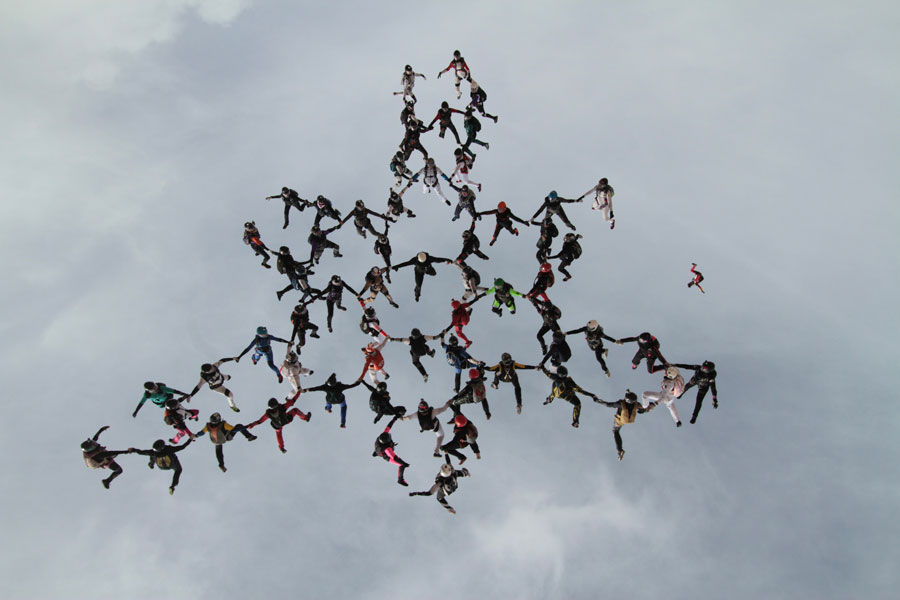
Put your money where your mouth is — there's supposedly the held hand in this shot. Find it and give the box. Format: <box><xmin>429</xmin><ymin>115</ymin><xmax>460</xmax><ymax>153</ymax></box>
<box><xmin>615</xmin><ymin>340</ymin><xmax>624</xmax><ymax>345</ymax></box>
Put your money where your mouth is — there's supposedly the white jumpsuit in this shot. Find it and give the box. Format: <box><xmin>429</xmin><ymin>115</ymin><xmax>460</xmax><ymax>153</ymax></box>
<box><xmin>583</xmin><ymin>183</ymin><xmax>615</xmax><ymax>226</ymax></box>
<box><xmin>642</xmin><ymin>373</ymin><xmax>685</xmax><ymax>424</ymax></box>
<box><xmin>280</xmin><ymin>359</ymin><xmax>312</xmax><ymax>397</ymax></box>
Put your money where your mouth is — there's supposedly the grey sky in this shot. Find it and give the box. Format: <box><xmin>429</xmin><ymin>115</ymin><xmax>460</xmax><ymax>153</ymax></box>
<box><xmin>1</xmin><ymin>1</ymin><xmax>898</xmax><ymax>599</ymax></box>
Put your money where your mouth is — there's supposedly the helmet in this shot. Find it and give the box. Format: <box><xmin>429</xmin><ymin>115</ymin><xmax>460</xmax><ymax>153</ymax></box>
<box><xmin>702</xmin><ymin>361</ymin><xmax>715</xmax><ymax>372</ymax></box>
<box><xmin>454</xmin><ymin>148</ymin><xmax>462</xmax><ymax>155</ymax></box>
<box><xmin>371</xmin><ymin>266</ymin><xmax>381</xmax><ymax>275</ymax></box>
<box><xmin>599</xmin><ymin>177</ymin><xmax>608</xmax><ymax>185</ymax></box>
<box><xmin>665</xmin><ymin>366</ymin><xmax>680</xmax><ymax>379</ymax></box>
<box><xmin>404</xmin><ymin>64</ymin><xmax>412</xmax><ymax>71</ymax></box>
<box><xmin>440</xmin><ymin>463</ymin><xmax>453</xmax><ymax>477</ymax></box>
<box><xmin>377</xmin><ymin>234</ymin><xmax>388</xmax><ymax>244</ymax></box>
<box><xmin>556</xmin><ymin>366</ymin><xmax>569</xmax><ymax>377</ymax></box>
<box><xmin>81</xmin><ymin>439</ymin><xmax>99</xmax><ymax>452</ymax></box>
<box><xmin>331</xmin><ymin>275</ymin><xmax>342</xmax><ymax>284</ymax></box>
<box><xmin>418</xmin><ymin>399</ymin><xmax>429</xmax><ymax>411</ymax></box>
<box><xmin>268</xmin><ymin>398</ymin><xmax>279</xmax><ymax>408</ymax></box>
<box><xmin>501</xmin><ymin>352</ymin><xmax>512</xmax><ymax>362</ymax></box>
<box><xmin>448</xmin><ymin>335</ymin><xmax>458</xmax><ymax>345</ymax></box>
<box><xmin>451</xmin><ymin>300</ymin><xmax>461</xmax><ymax>310</ymax></box>
<box><xmin>279</xmin><ymin>246</ymin><xmax>289</xmax><ymax>253</ymax></box>
<box><xmin>586</xmin><ymin>320</ymin><xmax>599</xmax><ymax>331</ymax></box>
<box><xmin>376</xmin><ymin>382</ymin><xmax>388</xmax><ymax>391</ymax></box>
<box><xmin>364</xmin><ymin>342</ymin><xmax>377</xmax><ymax>353</ymax></box>
<box><xmin>311</xmin><ymin>224</ymin><xmax>321</xmax><ymax>233</ymax></box>
<box><xmin>364</xmin><ymin>307</ymin><xmax>375</xmax><ymax>317</ymax></box>
<box><xmin>244</xmin><ymin>221</ymin><xmax>254</xmax><ymax>228</ymax></box>
<box><xmin>469</xmin><ymin>368</ymin><xmax>480</xmax><ymax>380</ymax></box>
<box><xmin>410</xmin><ymin>328</ymin><xmax>422</xmax><ymax>337</ymax></box>
<box><xmin>295</xmin><ymin>303</ymin><xmax>308</xmax><ymax>314</ymax></box>
<box><xmin>257</xmin><ymin>326</ymin><xmax>268</xmax><ymax>336</ymax></box>
<box><xmin>441</xmin><ymin>101</ymin><xmax>449</xmax><ymax>109</ymax></box>
<box><xmin>454</xmin><ymin>414</ymin><xmax>468</xmax><ymax>427</ymax></box>
<box><xmin>462</xmin><ymin>230</ymin><xmax>472</xmax><ymax>239</ymax></box>
<box><xmin>540</xmin><ymin>262</ymin><xmax>552</xmax><ymax>273</ymax></box>
<box><xmin>165</xmin><ymin>398</ymin><xmax>178</xmax><ymax>409</ymax></box>
<box><xmin>564</xmin><ymin>233</ymin><xmax>576</xmax><ymax>241</ymax></box>
<box><xmin>209</xmin><ymin>412</ymin><xmax>222</xmax><ymax>424</ymax></box>
<box><xmin>285</xmin><ymin>351</ymin><xmax>298</xmax><ymax>363</ymax></box>
<box><xmin>355</xmin><ymin>199</ymin><xmax>365</xmax><ymax>208</ymax></box>
<box><xmin>427</xmin><ymin>157</ymin><xmax>435</xmax><ymax>165</ymax></box>
<box><xmin>201</xmin><ymin>363</ymin><xmax>214</xmax><ymax>373</ymax></box>
<box><xmin>144</xmin><ymin>381</ymin><xmax>156</xmax><ymax>391</ymax></box>
<box><xmin>493</xmin><ymin>278</ymin><xmax>505</xmax><ymax>287</ymax></box>
<box><xmin>152</xmin><ymin>439</ymin><xmax>167</xmax><ymax>451</ymax></box>
<box><xmin>281</xmin><ymin>186</ymin><xmax>289</xmax><ymax>193</ymax></box>
<box><xmin>377</xmin><ymin>432</ymin><xmax>391</xmax><ymax>445</ymax></box>
<box><xmin>497</xmin><ymin>201</ymin><xmax>507</xmax><ymax>212</ymax></box>
<box><xmin>417</xmin><ymin>252</ymin><xmax>427</xmax><ymax>263</ymax></box>
<box><xmin>548</xmin><ymin>190</ymin><xmax>558</xmax><ymax>200</ymax></box>
<box><xmin>461</xmin><ymin>185</ymin><xmax>470</xmax><ymax>193</ymax></box>
<box><xmin>552</xmin><ymin>331</ymin><xmax>565</xmax><ymax>342</ymax></box>
<box><xmin>316</xmin><ymin>195</ymin><xmax>326</xmax><ymax>202</ymax></box>
<box><xmin>638</xmin><ymin>332</ymin><xmax>652</xmax><ymax>344</ymax></box>
<box><xmin>453</xmin><ymin>50</ymin><xmax>461</xmax><ymax>57</ymax></box>
<box><xmin>624</xmin><ymin>389</ymin><xmax>637</xmax><ymax>403</ymax></box>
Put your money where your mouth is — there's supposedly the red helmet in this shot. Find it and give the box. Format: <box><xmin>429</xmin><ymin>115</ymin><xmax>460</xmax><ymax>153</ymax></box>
<box><xmin>497</xmin><ymin>201</ymin><xmax>507</xmax><ymax>212</ymax></box>
<box><xmin>451</xmin><ymin>300</ymin><xmax>461</xmax><ymax>310</ymax></box>
<box><xmin>469</xmin><ymin>368</ymin><xmax>480</xmax><ymax>379</ymax></box>
<box><xmin>540</xmin><ymin>262</ymin><xmax>552</xmax><ymax>273</ymax></box>
<box><xmin>454</xmin><ymin>414</ymin><xmax>468</xmax><ymax>427</ymax></box>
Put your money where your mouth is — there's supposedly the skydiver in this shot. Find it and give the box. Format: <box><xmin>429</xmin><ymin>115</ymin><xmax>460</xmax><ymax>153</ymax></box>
<box><xmin>358</xmin><ymin>336</ymin><xmax>391</xmax><ymax>384</ymax></box>
<box><xmin>265</xmin><ymin>186</ymin><xmax>309</xmax><ymax>229</ymax></box>
<box><xmin>428</xmin><ymin>101</ymin><xmax>465</xmax><ymax>145</ymax></box>
<box><xmin>306</xmin><ymin>224</ymin><xmax>343</xmax><ymax>265</ymax></box>
<box><xmin>400</xmin><ymin>118</ymin><xmax>430</xmax><ymax>162</ymax></box>
<box><xmin>281</xmin><ymin>349</ymin><xmax>313</xmax><ymax>399</ymax></box>
<box><xmin>374</xmin><ymin>229</ymin><xmax>393</xmax><ymax>282</ymax></box>
<box><xmin>392</xmin><ymin>251</ymin><xmax>454</xmax><ymax>302</ymax></box>
<box><xmin>454</xmin><ymin>261</ymin><xmax>488</xmax><ymax>301</ymax></box>
<box><xmin>467</xmin><ymin>80</ymin><xmax>498</xmax><ymax>122</ymax></box>
<box><xmin>539</xmin><ymin>365</ymin><xmax>600</xmax><ymax>428</ymax></box>
<box><xmin>389</xmin><ymin>151</ymin><xmax>414</xmax><ymax>191</ymax></box>
<box><xmin>642</xmin><ymin>366</ymin><xmax>686</xmax><ymax>427</ymax></box>
<box><xmin>616</xmin><ymin>331</ymin><xmax>668</xmax><ymax>374</ymax></box>
<box><xmin>403</xmin><ymin>398</ymin><xmax>454</xmax><ymax>457</ymax></box>
<box><xmin>81</xmin><ymin>426</ymin><xmax>133</xmax><ymax>489</ymax></box>
<box><xmin>579</xmin><ymin>177</ymin><xmax>615</xmax><ymax>229</ymax></box>
<box><xmin>530</xmin><ymin>297</ymin><xmax>563</xmax><ymax>355</ymax></box>
<box><xmin>450</xmin><ymin>148</ymin><xmax>480</xmax><ymax>191</ymax></box>
<box><xmin>242</xmin><ymin>221</ymin><xmax>271</xmax><ymax>268</ymax></box>
<box><xmin>670</xmin><ymin>361</ymin><xmax>718</xmax><ymax>424</ymax></box>
<box><xmin>549</xmin><ymin>233</ymin><xmax>584</xmax><ymax>281</ymax></box>
<box><xmin>462</xmin><ymin>107</ymin><xmax>489</xmax><ymax>157</ymax></box>
<box><xmin>234</xmin><ymin>326</ymin><xmax>291</xmax><ymax>383</ymax></box>
<box><xmin>486</xmin><ymin>277</ymin><xmax>524</xmax><ymax>317</ymax></box>
<box><xmin>386</xmin><ymin>187</ymin><xmax>416</xmax><ymax>220</ymax></box>
<box><xmin>535</xmin><ymin>213</ymin><xmax>559</xmax><ymax>263</ymax></box>
<box><xmin>593</xmin><ymin>390</ymin><xmax>657</xmax><ymax>461</ymax></box>
<box><xmin>456</xmin><ymin>224</ymin><xmax>490</xmax><ymax>264</ymax></box>
<box><xmin>130</xmin><ymin>438</ymin><xmax>193</xmax><ymax>495</ymax></box>
<box><xmin>565</xmin><ymin>320</ymin><xmax>618</xmax><ymax>377</ymax></box>
<box><xmin>408</xmin><ymin>456</ymin><xmax>471</xmax><ymax>514</ymax></box>
<box><xmin>194</xmin><ymin>412</ymin><xmax>257</xmax><ymax>472</ymax></box>
<box><xmin>339</xmin><ymin>199</ymin><xmax>394</xmax><ymax>240</ymax></box>
<box><xmin>360</xmin><ymin>380</ymin><xmax>406</xmax><ymax>424</ymax></box>
<box><xmin>526</xmin><ymin>262</ymin><xmax>555</xmax><ymax>302</ymax></box>
<box><xmin>310</xmin><ymin>195</ymin><xmax>343</xmax><ymax>227</ymax></box>
<box><xmin>539</xmin><ymin>330</ymin><xmax>572</xmax><ymax>369</ymax></box>
<box><xmin>437</xmin><ymin>49</ymin><xmax>471</xmax><ymax>99</ymax></box>
<box><xmin>247</xmin><ymin>395</ymin><xmax>311</xmax><ymax>454</ymax></box>
<box><xmin>485</xmin><ymin>352</ymin><xmax>537</xmax><ymax>414</ymax></box>
<box><xmin>312</xmin><ymin>275</ymin><xmax>358</xmax><ymax>333</ymax></box>
<box><xmin>304</xmin><ymin>373</ymin><xmax>362</xmax><ymax>429</ymax></box>
<box><xmin>358</xmin><ymin>266</ymin><xmax>399</xmax><ymax>308</ymax></box>
<box><xmin>400</xmin><ymin>96</ymin><xmax>417</xmax><ymax>127</ymax></box>
<box><xmin>448</xmin><ymin>294</ymin><xmax>486</xmax><ymax>348</ymax></box>
<box><xmin>133</xmin><ymin>381</ymin><xmax>190</xmax><ymax>419</ymax></box>
<box><xmin>359</xmin><ymin>304</ymin><xmax>388</xmax><ymax>340</ymax></box>
<box><xmin>478</xmin><ymin>201</ymin><xmax>529</xmax><ymax>246</ymax></box>
<box><xmin>410</xmin><ymin>157</ymin><xmax>451</xmax><ymax>206</ymax></box>
<box><xmin>687</xmin><ymin>263</ymin><xmax>705</xmax><ymax>293</ymax></box>
<box><xmin>441</xmin><ymin>413</ymin><xmax>481</xmax><ymax>465</ymax></box>
<box><xmin>440</xmin><ymin>333</ymin><xmax>483</xmax><ymax>392</ymax></box>
<box><xmin>288</xmin><ymin>302</ymin><xmax>321</xmax><ymax>348</ymax></box>
<box><xmin>394</xmin><ymin>64</ymin><xmax>426</xmax><ymax>102</ymax></box>
<box><xmin>163</xmin><ymin>398</ymin><xmax>198</xmax><ymax>444</ymax></box>
<box><xmin>389</xmin><ymin>327</ymin><xmax>446</xmax><ymax>382</ymax></box>
<box><xmin>273</xmin><ymin>246</ymin><xmax>318</xmax><ymax>302</ymax></box>
<box><xmin>530</xmin><ymin>190</ymin><xmax>581</xmax><ymax>231</ymax></box>
<box><xmin>448</xmin><ymin>368</ymin><xmax>491</xmax><ymax>420</ymax></box>
<box><xmin>373</xmin><ymin>415</ymin><xmax>410</xmax><ymax>486</ymax></box>
<box><xmin>451</xmin><ymin>184</ymin><xmax>479</xmax><ymax>222</ymax></box>
<box><xmin>187</xmin><ymin>358</ymin><xmax>240</xmax><ymax>412</ymax></box>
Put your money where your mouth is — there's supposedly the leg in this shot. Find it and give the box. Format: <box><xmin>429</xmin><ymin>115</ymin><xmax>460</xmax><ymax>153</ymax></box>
<box><xmin>512</xmin><ymin>375</ymin><xmax>523</xmax><ymax>413</ymax></box>
<box><xmin>275</xmin><ymin>428</ymin><xmax>286</xmax><ymax>452</ymax></box>
<box><xmin>594</xmin><ymin>347</ymin><xmax>610</xmax><ymax>376</ymax></box>
<box><xmin>339</xmin><ymin>402</ymin><xmax>347</xmax><ymax>428</ymax></box>
<box><xmin>690</xmin><ymin>385</ymin><xmax>709</xmax><ymax>424</ymax></box>
<box><xmin>447</xmin><ymin>122</ymin><xmax>461</xmax><ymax>145</ymax></box>
<box><xmin>663</xmin><ymin>395</ymin><xmax>682</xmax><ymax>426</ymax></box>
<box><xmin>557</xmin><ymin>206</ymin><xmax>576</xmax><ymax>230</ymax></box>
<box><xmin>265</xmin><ymin>350</ymin><xmax>282</xmax><ymax>381</ymax></box>
<box><xmin>215</xmin><ymin>445</ymin><xmax>226</xmax><ymax>471</ymax></box>
<box><xmin>170</xmin><ymin>461</ymin><xmax>183</xmax><ymax>491</ymax></box>
<box><xmin>433</xmin><ymin>422</ymin><xmax>445</xmax><ymax>456</ymax></box>
<box><xmin>326</xmin><ymin>300</ymin><xmax>335</xmax><ymax>332</ymax></box>
<box><xmin>283</xmin><ymin>203</ymin><xmax>291</xmax><ymax>229</ymax></box>
<box><xmin>571</xmin><ymin>397</ymin><xmax>581</xmax><ymax>427</ymax></box>
<box><xmin>102</xmin><ymin>461</ymin><xmax>123</xmax><ymax>488</ymax></box>
<box><xmin>613</xmin><ymin>425</ymin><xmax>624</xmax><ymax>460</ymax></box>
<box><xmin>411</xmin><ymin>353</ymin><xmax>428</xmax><ymax>380</ymax></box>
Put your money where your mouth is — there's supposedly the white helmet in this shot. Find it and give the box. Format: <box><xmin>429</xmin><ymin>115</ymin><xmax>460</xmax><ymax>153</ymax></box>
<box><xmin>586</xmin><ymin>320</ymin><xmax>599</xmax><ymax>331</ymax></box>
<box><xmin>417</xmin><ymin>252</ymin><xmax>427</xmax><ymax>263</ymax></box>
<box><xmin>665</xmin><ymin>366</ymin><xmax>680</xmax><ymax>379</ymax></box>
<box><xmin>440</xmin><ymin>463</ymin><xmax>453</xmax><ymax>477</ymax></box>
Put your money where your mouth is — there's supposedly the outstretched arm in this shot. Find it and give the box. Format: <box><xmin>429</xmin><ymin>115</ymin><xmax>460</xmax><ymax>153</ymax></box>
<box><xmin>91</xmin><ymin>425</ymin><xmax>110</xmax><ymax>441</ymax></box>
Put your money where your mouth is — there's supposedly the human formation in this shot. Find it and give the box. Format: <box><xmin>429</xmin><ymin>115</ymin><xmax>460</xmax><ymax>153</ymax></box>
<box><xmin>82</xmin><ymin>51</ymin><xmax>717</xmax><ymax>513</ymax></box>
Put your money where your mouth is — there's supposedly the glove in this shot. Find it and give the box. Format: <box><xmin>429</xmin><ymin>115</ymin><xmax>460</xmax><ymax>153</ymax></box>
<box><xmin>461</xmin><ymin>468</ymin><xmax>470</xmax><ymax>476</ymax></box>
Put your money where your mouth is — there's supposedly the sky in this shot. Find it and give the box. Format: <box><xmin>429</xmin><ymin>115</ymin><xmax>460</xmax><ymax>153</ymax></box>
<box><xmin>1</xmin><ymin>1</ymin><xmax>898</xmax><ymax>598</ymax></box>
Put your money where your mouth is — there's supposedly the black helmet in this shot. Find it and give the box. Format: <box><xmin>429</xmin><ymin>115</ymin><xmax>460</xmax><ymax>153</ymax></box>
<box><xmin>565</xmin><ymin>233</ymin><xmax>577</xmax><ymax>241</ymax></box>
<box><xmin>552</xmin><ymin>331</ymin><xmax>565</xmax><ymax>342</ymax></box>
<box><xmin>418</xmin><ymin>399</ymin><xmax>428</xmax><ymax>411</ymax></box>
<box><xmin>441</xmin><ymin>101</ymin><xmax>449</xmax><ymax>109</ymax></box>
<box><xmin>556</xmin><ymin>366</ymin><xmax>569</xmax><ymax>377</ymax></box>
<box><xmin>624</xmin><ymin>389</ymin><xmax>637</xmax><ymax>403</ymax></box>
<box><xmin>453</xmin><ymin>49</ymin><xmax>461</xmax><ymax>57</ymax></box>
<box><xmin>376</xmin><ymin>382</ymin><xmax>387</xmax><ymax>391</ymax></box>
<box><xmin>281</xmin><ymin>186</ymin><xmax>289</xmax><ymax>193</ymax></box>
<box><xmin>364</xmin><ymin>307</ymin><xmax>375</xmax><ymax>317</ymax></box>
<box><xmin>377</xmin><ymin>432</ymin><xmax>391</xmax><ymax>445</ymax></box>
<box><xmin>355</xmin><ymin>199</ymin><xmax>365</xmax><ymax>208</ymax></box>
<box><xmin>209</xmin><ymin>412</ymin><xmax>222</xmax><ymax>424</ymax></box>
<box><xmin>462</xmin><ymin>230</ymin><xmax>472</xmax><ymax>239</ymax></box>
<box><xmin>331</xmin><ymin>274</ymin><xmax>341</xmax><ymax>284</ymax></box>
<box><xmin>295</xmin><ymin>303</ymin><xmax>308</xmax><ymax>314</ymax></box>
<box><xmin>378</xmin><ymin>234</ymin><xmax>388</xmax><ymax>244</ymax></box>
<box><xmin>316</xmin><ymin>195</ymin><xmax>326</xmax><ymax>202</ymax></box>
<box><xmin>153</xmin><ymin>439</ymin><xmax>167</xmax><ymax>451</ymax></box>
<box><xmin>268</xmin><ymin>398</ymin><xmax>279</xmax><ymax>408</ymax></box>
<box><xmin>201</xmin><ymin>363</ymin><xmax>214</xmax><ymax>373</ymax></box>
<box><xmin>244</xmin><ymin>221</ymin><xmax>254</xmax><ymax>228</ymax></box>
<box><xmin>411</xmin><ymin>328</ymin><xmax>422</xmax><ymax>337</ymax></box>
<box><xmin>501</xmin><ymin>352</ymin><xmax>512</xmax><ymax>363</ymax></box>
<box><xmin>144</xmin><ymin>382</ymin><xmax>156</xmax><ymax>391</ymax></box>
<box><xmin>280</xmin><ymin>245</ymin><xmax>290</xmax><ymax>253</ymax></box>
<box><xmin>448</xmin><ymin>335</ymin><xmax>459</xmax><ymax>345</ymax></box>
<box><xmin>702</xmin><ymin>360</ymin><xmax>715</xmax><ymax>372</ymax></box>
<box><xmin>81</xmin><ymin>439</ymin><xmax>99</xmax><ymax>452</ymax></box>
<box><xmin>638</xmin><ymin>332</ymin><xmax>652</xmax><ymax>344</ymax></box>
<box><xmin>404</xmin><ymin>64</ymin><xmax>412</xmax><ymax>71</ymax></box>
<box><xmin>599</xmin><ymin>177</ymin><xmax>608</xmax><ymax>185</ymax></box>
<box><xmin>165</xmin><ymin>398</ymin><xmax>178</xmax><ymax>409</ymax></box>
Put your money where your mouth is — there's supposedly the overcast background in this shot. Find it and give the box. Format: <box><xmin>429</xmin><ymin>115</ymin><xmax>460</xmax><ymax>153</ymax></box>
<box><xmin>1</xmin><ymin>1</ymin><xmax>898</xmax><ymax>599</ymax></box>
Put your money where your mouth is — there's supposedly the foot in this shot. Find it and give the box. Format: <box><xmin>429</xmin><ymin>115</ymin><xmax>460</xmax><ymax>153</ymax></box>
<box><xmin>276</xmin><ymin>291</ymin><xmax>284</xmax><ymax>301</ymax></box>
<box><xmin>610</xmin><ymin>220</ymin><xmax>615</xmax><ymax>230</ymax></box>
<box><xmin>102</xmin><ymin>479</ymin><xmax>111</xmax><ymax>489</ymax></box>
<box><xmin>477</xmin><ymin>184</ymin><xmax>482</xmax><ymax>192</ymax></box>
<box><xmin>445</xmin><ymin>200</ymin><xmax>452</xmax><ymax>206</ymax></box>
<box><xmin>325</xmin><ymin>406</ymin><xmax>332</xmax><ymax>413</ymax></box>
<box><xmin>251</xmin><ymin>357</ymin><xmax>258</xmax><ymax>365</ymax></box>
<box><xmin>398</xmin><ymin>478</ymin><xmax>408</xmax><ymax>487</ymax></box>
<box><xmin>415</xmin><ymin>295</ymin><xmax>420</xmax><ymax>303</ymax></box>
<box><xmin>423</xmin><ymin>374</ymin><xmax>429</xmax><ymax>383</ymax></box>
<box><xmin>516</xmin><ymin>405</ymin><xmax>522</xmax><ymax>415</ymax></box>
<box><xmin>247</xmin><ymin>433</ymin><xmax>258</xmax><ymax>441</ymax></box>
<box><xmin>219</xmin><ymin>465</ymin><xmax>227</xmax><ymax>473</ymax></box>
<box><xmin>484</xmin><ymin>142</ymin><xmax>490</xmax><ymax>150</ymax></box>
<box><xmin>310</xmin><ymin>331</ymin><xmax>320</xmax><ymax>338</ymax></box>
<box><xmin>338</xmin><ymin>305</ymin><xmax>347</xmax><ymax>311</ymax></box>
<box><xmin>458</xmin><ymin>456</ymin><xmax>467</xmax><ymax>466</ymax></box>
<box><xmin>408</xmin><ymin>211</ymin><xmax>416</xmax><ymax>218</ymax></box>
<box><xmin>304</xmin><ymin>413</ymin><xmax>312</xmax><ymax>422</ymax></box>
<box><xmin>464</xmin><ymin>340</ymin><xmax>472</xmax><ymax>348</ymax></box>
<box><xmin>169</xmin><ymin>438</ymin><xmax>177</xmax><ymax>444</ymax></box>
<box><xmin>489</xmin><ymin>238</ymin><xmax>496</xmax><ymax>246</ymax></box>
<box><xmin>277</xmin><ymin>374</ymin><xmax>284</xmax><ymax>384</ymax></box>
<box><xmin>328</xmin><ymin>326</ymin><xmax>333</xmax><ymax>333</ymax></box>
<box><xmin>231</xmin><ymin>406</ymin><xmax>240</xmax><ymax>412</ymax></box>
<box><xmin>604</xmin><ymin>369</ymin><xmax>611</xmax><ymax>378</ymax></box>
<box><xmin>390</xmin><ymin>301</ymin><xmax>399</xmax><ymax>308</ymax></box>
<box><xmin>451</xmin><ymin>215</ymin><xmax>459</xmax><ymax>221</ymax></box>
<box><xmin>448</xmin><ymin>507</ymin><xmax>457</xmax><ymax>514</ymax></box>
<box><xmin>492</xmin><ymin>116</ymin><xmax>498</xmax><ymax>123</ymax></box>
<box><xmin>262</xmin><ymin>262</ymin><xmax>271</xmax><ymax>269</ymax></box>
<box><xmin>485</xmin><ymin>413</ymin><xmax>491</xmax><ymax>421</ymax></box>
<box><xmin>433</xmin><ymin>451</ymin><xmax>442</xmax><ymax>458</ymax></box>
<box><xmin>617</xmin><ymin>450</ymin><xmax>625</xmax><ymax>461</ymax></box>
<box><xmin>676</xmin><ymin>421</ymin><xmax>682</xmax><ymax>428</ymax></box>
<box><xmin>572</xmin><ymin>421</ymin><xmax>579</xmax><ymax>428</ymax></box>
<box><xmin>169</xmin><ymin>486</ymin><xmax>176</xmax><ymax>495</ymax></box>
<box><xmin>334</xmin><ymin>251</ymin><xmax>343</xmax><ymax>258</ymax></box>
<box><xmin>543</xmin><ymin>398</ymin><xmax>552</xmax><ymax>405</ymax></box>
<box><xmin>513</xmin><ymin>228</ymin><xmax>519</xmax><ymax>236</ymax></box>
<box><xmin>340</xmin><ymin>423</ymin><xmax>346</xmax><ymax>429</ymax></box>
<box><xmin>690</xmin><ymin>416</ymin><xmax>697</xmax><ymax>424</ymax></box>
<box><xmin>281</xmin><ymin>448</ymin><xmax>287</xmax><ymax>454</ymax></box>
<box><xmin>384</xmin><ymin>372</ymin><xmax>390</xmax><ymax>379</ymax></box>
<box><xmin>562</xmin><ymin>275</ymin><xmax>572</xmax><ymax>282</ymax></box>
